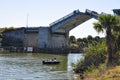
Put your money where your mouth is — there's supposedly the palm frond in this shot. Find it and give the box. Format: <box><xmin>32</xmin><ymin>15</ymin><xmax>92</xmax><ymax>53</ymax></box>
<box><xmin>93</xmin><ymin>22</ymin><xmax>104</xmax><ymax>33</ymax></box>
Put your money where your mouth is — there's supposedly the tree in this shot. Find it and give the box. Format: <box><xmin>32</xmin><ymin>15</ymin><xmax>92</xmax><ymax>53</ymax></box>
<box><xmin>69</xmin><ymin>35</ymin><xmax>76</xmax><ymax>43</ymax></box>
<box><xmin>76</xmin><ymin>38</ymin><xmax>82</xmax><ymax>46</ymax></box>
<box><xmin>94</xmin><ymin>36</ymin><xmax>100</xmax><ymax>42</ymax></box>
<box><xmin>87</xmin><ymin>35</ymin><xmax>93</xmax><ymax>44</ymax></box>
<box><xmin>93</xmin><ymin>14</ymin><xmax>120</xmax><ymax>66</ymax></box>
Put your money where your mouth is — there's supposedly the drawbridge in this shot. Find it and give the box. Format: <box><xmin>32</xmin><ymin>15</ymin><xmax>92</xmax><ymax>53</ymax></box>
<box><xmin>50</xmin><ymin>9</ymin><xmax>99</xmax><ymax>33</ymax></box>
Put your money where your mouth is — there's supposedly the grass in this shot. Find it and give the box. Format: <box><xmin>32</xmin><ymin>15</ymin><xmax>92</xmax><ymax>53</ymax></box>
<box><xmin>97</xmin><ymin>66</ymin><xmax>120</xmax><ymax>80</ymax></box>
<box><xmin>84</xmin><ymin>65</ymin><xmax>120</xmax><ymax>80</ymax></box>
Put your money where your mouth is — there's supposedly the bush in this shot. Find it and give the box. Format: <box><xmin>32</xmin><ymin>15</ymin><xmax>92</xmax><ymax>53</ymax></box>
<box><xmin>84</xmin><ymin>40</ymin><xmax>107</xmax><ymax>66</ymax></box>
<box><xmin>75</xmin><ymin>40</ymin><xmax>107</xmax><ymax>72</ymax></box>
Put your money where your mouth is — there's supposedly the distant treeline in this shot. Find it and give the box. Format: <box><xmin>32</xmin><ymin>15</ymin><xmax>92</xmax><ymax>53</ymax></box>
<box><xmin>0</xmin><ymin>27</ymin><xmax>15</xmax><ymax>33</ymax></box>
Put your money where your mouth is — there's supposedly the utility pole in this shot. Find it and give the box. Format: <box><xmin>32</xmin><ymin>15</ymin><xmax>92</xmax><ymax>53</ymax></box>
<box><xmin>26</xmin><ymin>14</ymin><xmax>29</xmax><ymax>27</ymax></box>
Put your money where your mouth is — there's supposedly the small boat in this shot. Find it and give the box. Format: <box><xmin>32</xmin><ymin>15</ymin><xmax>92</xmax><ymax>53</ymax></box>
<box><xmin>42</xmin><ymin>60</ymin><xmax>60</xmax><ymax>64</ymax></box>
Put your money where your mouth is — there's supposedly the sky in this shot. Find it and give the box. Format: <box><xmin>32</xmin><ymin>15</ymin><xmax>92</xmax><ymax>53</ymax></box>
<box><xmin>0</xmin><ymin>0</ymin><xmax>120</xmax><ymax>38</ymax></box>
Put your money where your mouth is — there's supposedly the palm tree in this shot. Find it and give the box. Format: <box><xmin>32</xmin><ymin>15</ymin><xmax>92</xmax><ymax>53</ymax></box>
<box><xmin>93</xmin><ymin>14</ymin><xmax>120</xmax><ymax>66</ymax></box>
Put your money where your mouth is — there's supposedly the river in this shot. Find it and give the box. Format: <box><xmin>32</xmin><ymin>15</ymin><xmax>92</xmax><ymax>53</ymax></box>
<box><xmin>0</xmin><ymin>53</ymin><xmax>82</xmax><ymax>80</ymax></box>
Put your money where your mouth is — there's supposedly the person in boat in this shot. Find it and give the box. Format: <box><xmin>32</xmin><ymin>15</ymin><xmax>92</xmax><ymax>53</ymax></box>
<box><xmin>47</xmin><ymin>57</ymin><xmax>57</xmax><ymax>62</ymax></box>
<box><xmin>53</xmin><ymin>58</ymin><xmax>57</xmax><ymax>62</ymax></box>
<box><xmin>51</xmin><ymin>57</ymin><xmax>56</xmax><ymax>61</ymax></box>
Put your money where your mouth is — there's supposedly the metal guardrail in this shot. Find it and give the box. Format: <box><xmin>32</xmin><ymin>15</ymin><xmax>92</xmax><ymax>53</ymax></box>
<box><xmin>85</xmin><ymin>9</ymin><xmax>99</xmax><ymax>18</ymax></box>
<box><xmin>49</xmin><ymin>10</ymin><xmax>80</xmax><ymax>26</ymax></box>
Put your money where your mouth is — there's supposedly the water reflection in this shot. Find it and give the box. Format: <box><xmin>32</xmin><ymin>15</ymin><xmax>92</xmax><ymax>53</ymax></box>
<box><xmin>0</xmin><ymin>53</ymin><xmax>82</xmax><ymax>80</ymax></box>
<box><xmin>67</xmin><ymin>53</ymin><xmax>83</xmax><ymax>71</ymax></box>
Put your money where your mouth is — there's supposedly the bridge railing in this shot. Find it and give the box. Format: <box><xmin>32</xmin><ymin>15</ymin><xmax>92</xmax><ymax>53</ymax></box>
<box><xmin>85</xmin><ymin>9</ymin><xmax>99</xmax><ymax>19</ymax></box>
<box><xmin>49</xmin><ymin>10</ymin><xmax>80</xmax><ymax>26</ymax></box>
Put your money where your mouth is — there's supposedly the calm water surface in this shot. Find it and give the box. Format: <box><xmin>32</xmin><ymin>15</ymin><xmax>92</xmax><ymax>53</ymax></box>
<box><xmin>0</xmin><ymin>53</ymin><xmax>82</xmax><ymax>80</ymax></box>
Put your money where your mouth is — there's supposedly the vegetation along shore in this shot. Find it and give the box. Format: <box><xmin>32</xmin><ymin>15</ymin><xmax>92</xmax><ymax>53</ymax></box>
<box><xmin>73</xmin><ymin>14</ymin><xmax>120</xmax><ymax>79</ymax></box>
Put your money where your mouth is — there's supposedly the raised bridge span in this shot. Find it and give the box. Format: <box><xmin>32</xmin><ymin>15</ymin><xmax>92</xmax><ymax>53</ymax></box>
<box><xmin>50</xmin><ymin>9</ymin><xmax>99</xmax><ymax>33</ymax></box>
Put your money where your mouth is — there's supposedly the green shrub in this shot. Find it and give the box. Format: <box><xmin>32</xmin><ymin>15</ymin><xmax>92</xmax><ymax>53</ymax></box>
<box><xmin>84</xmin><ymin>40</ymin><xmax>107</xmax><ymax>67</ymax></box>
<box><xmin>75</xmin><ymin>40</ymin><xmax>107</xmax><ymax>72</ymax></box>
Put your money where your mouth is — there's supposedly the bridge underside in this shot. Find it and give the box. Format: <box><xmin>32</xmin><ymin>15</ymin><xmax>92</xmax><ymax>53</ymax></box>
<box><xmin>50</xmin><ymin>9</ymin><xmax>99</xmax><ymax>33</ymax></box>
<box><xmin>55</xmin><ymin>14</ymin><xmax>91</xmax><ymax>33</ymax></box>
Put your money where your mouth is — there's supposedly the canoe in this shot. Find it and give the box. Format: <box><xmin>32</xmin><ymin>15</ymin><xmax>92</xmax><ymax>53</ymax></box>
<box><xmin>42</xmin><ymin>61</ymin><xmax>60</xmax><ymax>64</ymax></box>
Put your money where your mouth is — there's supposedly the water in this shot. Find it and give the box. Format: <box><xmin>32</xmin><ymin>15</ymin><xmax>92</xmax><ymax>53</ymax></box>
<box><xmin>67</xmin><ymin>53</ymin><xmax>83</xmax><ymax>71</ymax></box>
<box><xmin>0</xmin><ymin>53</ymin><xmax>83</xmax><ymax>80</ymax></box>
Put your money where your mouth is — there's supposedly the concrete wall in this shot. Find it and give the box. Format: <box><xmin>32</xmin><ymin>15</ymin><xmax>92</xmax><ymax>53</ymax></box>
<box><xmin>2</xmin><ymin>28</ymin><xmax>24</xmax><ymax>47</ymax></box>
<box><xmin>38</xmin><ymin>27</ymin><xmax>49</xmax><ymax>48</ymax></box>
<box><xmin>3</xmin><ymin>29</ymin><xmax>24</xmax><ymax>40</ymax></box>
<box><xmin>24</xmin><ymin>33</ymin><xmax>38</xmax><ymax>47</ymax></box>
<box><xmin>38</xmin><ymin>27</ymin><xmax>69</xmax><ymax>49</ymax></box>
<box><xmin>2</xmin><ymin>27</ymin><xmax>69</xmax><ymax>50</ymax></box>
<box><xmin>48</xmin><ymin>33</ymin><xmax>69</xmax><ymax>48</ymax></box>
